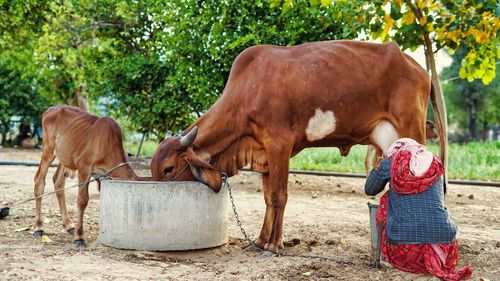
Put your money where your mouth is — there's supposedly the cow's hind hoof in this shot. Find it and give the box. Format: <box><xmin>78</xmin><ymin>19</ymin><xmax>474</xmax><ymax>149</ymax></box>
<box><xmin>74</xmin><ymin>239</ymin><xmax>86</xmax><ymax>247</ymax></box>
<box><xmin>66</xmin><ymin>227</ymin><xmax>75</xmax><ymax>235</ymax></box>
<box><xmin>257</xmin><ymin>250</ymin><xmax>275</xmax><ymax>260</ymax></box>
<box><xmin>33</xmin><ymin>230</ymin><xmax>45</xmax><ymax>237</ymax></box>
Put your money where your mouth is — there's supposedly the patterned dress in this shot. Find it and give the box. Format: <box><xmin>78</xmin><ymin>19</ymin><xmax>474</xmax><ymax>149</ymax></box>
<box><xmin>365</xmin><ymin>151</ymin><xmax>472</xmax><ymax>281</ymax></box>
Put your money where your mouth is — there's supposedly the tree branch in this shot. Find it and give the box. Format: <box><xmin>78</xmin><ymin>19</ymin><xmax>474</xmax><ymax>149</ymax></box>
<box><xmin>404</xmin><ymin>0</ymin><xmax>423</xmax><ymax>20</ymax></box>
<box><xmin>79</xmin><ymin>22</ymin><xmax>122</xmax><ymax>34</ymax></box>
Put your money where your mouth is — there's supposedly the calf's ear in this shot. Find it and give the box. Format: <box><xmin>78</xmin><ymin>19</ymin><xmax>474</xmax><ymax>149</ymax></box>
<box><xmin>186</xmin><ymin>151</ymin><xmax>222</xmax><ymax>192</ymax></box>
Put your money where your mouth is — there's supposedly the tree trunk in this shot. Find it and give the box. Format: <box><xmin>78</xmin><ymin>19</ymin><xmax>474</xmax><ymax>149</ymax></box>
<box><xmin>73</xmin><ymin>40</ymin><xmax>89</xmax><ymax>112</ymax></box>
<box><xmin>73</xmin><ymin>82</ymin><xmax>89</xmax><ymax>112</ymax></box>
<box><xmin>481</xmin><ymin>121</ymin><xmax>489</xmax><ymax>141</ymax></box>
<box><xmin>0</xmin><ymin>120</ymin><xmax>8</xmax><ymax>146</ymax></box>
<box><xmin>468</xmin><ymin>98</ymin><xmax>478</xmax><ymax>141</ymax></box>
<box><xmin>423</xmin><ymin>33</ymin><xmax>448</xmax><ymax>185</ymax></box>
<box><xmin>405</xmin><ymin>0</ymin><xmax>448</xmax><ymax>186</ymax></box>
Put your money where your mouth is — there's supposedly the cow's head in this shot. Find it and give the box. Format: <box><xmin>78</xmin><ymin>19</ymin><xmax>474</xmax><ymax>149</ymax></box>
<box><xmin>151</xmin><ymin>126</ymin><xmax>222</xmax><ymax>192</ymax></box>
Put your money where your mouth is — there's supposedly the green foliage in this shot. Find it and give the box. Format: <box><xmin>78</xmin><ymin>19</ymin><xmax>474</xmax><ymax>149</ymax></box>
<box><xmin>86</xmin><ymin>0</ymin><xmax>347</xmax><ymax>138</ymax></box>
<box><xmin>124</xmin><ymin>138</ymin><xmax>158</xmax><ymax>158</ymax></box>
<box><xmin>2</xmin><ymin>0</ymin><xmax>497</xmax><ymax>145</ymax></box>
<box><xmin>0</xmin><ymin>50</ymin><xmax>49</xmax><ymax>142</ymax></box>
<box><xmin>0</xmin><ymin>1</ymin><xmax>50</xmax><ymax>48</ymax></box>
<box><xmin>0</xmin><ymin>1</ymin><xmax>52</xmax><ymax>137</ymax></box>
<box><xmin>442</xmin><ymin>47</ymin><xmax>500</xmax><ymax>140</ymax></box>
<box><xmin>298</xmin><ymin>0</ymin><xmax>499</xmax><ymax>85</ymax></box>
<box><xmin>1</xmin><ymin>0</ymin><xmax>349</xmax><ymax>140</ymax></box>
<box><xmin>290</xmin><ymin>142</ymin><xmax>500</xmax><ymax>181</ymax></box>
<box><xmin>124</xmin><ymin>139</ymin><xmax>500</xmax><ymax>181</ymax></box>
<box><xmin>290</xmin><ymin>145</ymin><xmax>367</xmax><ymax>173</ymax></box>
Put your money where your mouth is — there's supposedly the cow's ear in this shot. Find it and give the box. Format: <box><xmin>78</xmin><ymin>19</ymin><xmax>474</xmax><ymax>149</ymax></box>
<box><xmin>185</xmin><ymin>151</ymin><xmax>222</xmax><ymax>192</ymax></box>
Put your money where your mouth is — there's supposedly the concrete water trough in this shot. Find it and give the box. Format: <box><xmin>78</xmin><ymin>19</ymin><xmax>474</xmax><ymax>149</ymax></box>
<box><xmin>99</xmin><ymin>180</ymin><xmax>229</xmax><ymax>251</ymax></box>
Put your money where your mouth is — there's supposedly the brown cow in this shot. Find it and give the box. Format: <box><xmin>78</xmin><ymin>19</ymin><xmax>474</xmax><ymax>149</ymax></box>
<box><xmin>151</xmin><ymin>40</ymin><xmax>446</xmax><ymax>254</ymax></box>
<box><xmin>34</xmin><ymin>105</ymin><xmax>141</xmax><ymax>246</ymax></box>
<box><xmin>364</xmin><ymin>120</ymin><xmax>439</xmax><ymax>174</ymax></box>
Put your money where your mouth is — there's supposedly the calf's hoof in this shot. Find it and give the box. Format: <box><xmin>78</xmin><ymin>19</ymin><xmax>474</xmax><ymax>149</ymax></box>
<box><xmin>33</xmin><ymin>230</ymin><xmax>45</xmax><ymax>237</ymax></box>
<box><xmin>74</xmin><ymin>239</ymin><xmax>86</xmax><ymax>247</ymax></box>
<box><xmin>66</xmin><ymin>227</ymin><xmax>75</xmax><ymax>235</ymax></box>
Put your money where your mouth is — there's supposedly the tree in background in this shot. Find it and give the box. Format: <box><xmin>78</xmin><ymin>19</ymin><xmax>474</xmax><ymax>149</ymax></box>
<box><xmin>1</xmin><ymin>0</ymin><xmax>497</xmax><ymax>142</ymax></box>
<box><xmin>2</xmin><ymin>0</ymin><xmax>348</xmax><ymax>138</ymax></box>
<box><xmin>442</xmin><ymin>48</ymin><xmax>499</xmax><ymax>141</ymax></box>
<box><xmin>0</xmin><ymin>1</ymin><xmax>51</xmax><ymax>144</ymax></box>
<box><xmin>86</xmin><ymin>0</ymin><xmax>348</xmax><ymax>138</ymax></box>
<box><xmin>0</xmin><ymin>52</ymin><xmax>49</xmax><ymax>145</ymax></box>
<box><xmin>281</xmin><ymin>0</ymin><xmax>499</xmax><ymax>171</ymax></box>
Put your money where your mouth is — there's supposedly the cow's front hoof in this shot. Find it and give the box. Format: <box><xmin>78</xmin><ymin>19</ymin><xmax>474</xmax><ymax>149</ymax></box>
<box><xmin>253</xmin><ymin>237</ymin><xmax>267</xmax><ymax>249</ymax></box>
<box><xmin>74</xmin><ymin>239</ymin><xmax>86</xmax><ymax>247</ymax></box>
<box><xmin>33</xmin><ymin>230</ymin><xmax>45</xmax><ymax>237</ymax></box>
<box><xmin>257</xmin><ymin>250</ymin><xmax>276</xmax><ymax>260</ymax></box>
<box><xmin>66</xmin><ymin>227</ymin><xmax>75</xmax><ymax>235</ymax></box>
<box><xmin>264</xmin><ymin>242</ymin><xmax>279</xmax><ymax>253</ymax></box>
<box><xmin>243</xmin><ymin>243</ymin><xmax>264</xmax><ymax>252</ymax></box>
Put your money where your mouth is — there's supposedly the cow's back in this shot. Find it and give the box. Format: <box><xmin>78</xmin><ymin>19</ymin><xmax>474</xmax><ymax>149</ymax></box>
<box><xmin>222</xmin><ymin>40</ymin><xmax>430</xmax><ymax>148</ymax></box>
<box><xmin>227</xmin><ymin>40</ymin><xmax>427</xmax><ymax>108</ymax></box>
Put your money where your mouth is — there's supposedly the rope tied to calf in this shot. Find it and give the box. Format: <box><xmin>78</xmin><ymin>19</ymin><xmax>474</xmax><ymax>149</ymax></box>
<box><xmin>223</xmin><ymin>176</ymin><xmax>378</xmax><ymax>267</ymax></box>
<box><xmin>0</xmin><ymin>162</ymin><xmax>131</xmax><ymax>218</ymax></box>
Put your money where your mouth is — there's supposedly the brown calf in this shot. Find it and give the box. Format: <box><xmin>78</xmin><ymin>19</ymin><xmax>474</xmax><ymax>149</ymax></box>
<box><xmin>34</xmin><ymin>105</ymin><xmax>141</xmax><ymax>246</ymax></box>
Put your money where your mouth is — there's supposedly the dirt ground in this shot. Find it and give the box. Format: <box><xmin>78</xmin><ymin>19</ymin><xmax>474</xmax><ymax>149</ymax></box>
<box><xmin>0</xmin><ymin>148</ymin><xmax>498</xmax><ymax>281</ymax></box>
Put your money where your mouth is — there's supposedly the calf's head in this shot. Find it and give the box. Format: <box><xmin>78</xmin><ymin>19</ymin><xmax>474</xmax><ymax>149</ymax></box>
<box><xmin>151</xmin><ymin>127</ymin><xmax>222</xmax><ymax>192</ymax></box>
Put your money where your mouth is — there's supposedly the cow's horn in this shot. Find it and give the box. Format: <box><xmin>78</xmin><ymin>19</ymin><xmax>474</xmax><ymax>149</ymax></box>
<box><xmin>180</xmin><ymin>126</ymin><xmax>198</xmax><ymax>148</ymax></box>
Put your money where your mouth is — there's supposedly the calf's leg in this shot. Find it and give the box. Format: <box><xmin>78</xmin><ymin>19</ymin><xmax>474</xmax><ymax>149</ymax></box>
<box><xmin>52</xmin><ymin>164</ymin><xmax>74</xmax><ymax>234</ymax></box>
<box><xmin>33</xmin><ymin>144</ymin><xmax>55</xmax><ymax>237</ymax></box>
<box><xmin>74</xmin><ymin>170</ymin><xmax>91</xmax><ymax>247</ymax></box>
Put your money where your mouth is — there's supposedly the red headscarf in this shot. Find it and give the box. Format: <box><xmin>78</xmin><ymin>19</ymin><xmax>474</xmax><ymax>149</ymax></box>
<box><xmin>387</xmin><ymin>138</ymin><xmax>444</xmax><ymax>194</ymax></box>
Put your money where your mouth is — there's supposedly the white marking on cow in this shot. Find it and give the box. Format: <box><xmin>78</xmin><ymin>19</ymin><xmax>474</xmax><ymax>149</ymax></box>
<box><xmin>370</xmin><ymin>120</ymin><xmax>399</xmax><ymax>155</ymax></box>
<box><xmin>305</xmin><ymin>108</ymin><xmax>336</xmax><ymax>142</ymax></box>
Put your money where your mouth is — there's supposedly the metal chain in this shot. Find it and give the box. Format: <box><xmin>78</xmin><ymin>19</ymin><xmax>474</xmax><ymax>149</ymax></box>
<box><xmin>224</xmin><ymin>176</ymin><xmax>257</xmax><ymax>248</ymax></box>
<box><xmin>4</xmin><ymin>162</ymin><xmax>130</xmax><ymax>208</ymax></box>
<box><xmin>223</xmin><ymin>176</ymin><xmax>377</xmax><ymax>268</ymax></box>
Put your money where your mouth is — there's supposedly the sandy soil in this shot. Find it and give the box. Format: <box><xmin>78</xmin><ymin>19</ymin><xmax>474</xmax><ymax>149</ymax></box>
<box><xmin>0</xmin><ymin>148</ymin><xmax>498</xmax><ymax>280</ymax></box>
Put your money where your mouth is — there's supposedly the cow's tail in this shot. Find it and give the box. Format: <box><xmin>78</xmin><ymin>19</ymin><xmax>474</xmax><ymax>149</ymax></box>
<box><xmin>430</xmin><ymin>81</ymin><xmax>448</xmax><ymax>193</ymax></box>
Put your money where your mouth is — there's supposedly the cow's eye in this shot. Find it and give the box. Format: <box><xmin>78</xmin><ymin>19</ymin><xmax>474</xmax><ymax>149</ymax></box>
<box><xmin>163</xmin><ymin>167</ymin><xmax>174</xmax><ymax>175</ymax></box>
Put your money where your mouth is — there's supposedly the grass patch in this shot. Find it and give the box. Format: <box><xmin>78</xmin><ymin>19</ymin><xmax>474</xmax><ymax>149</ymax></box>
<box><xmin>124</xmin><ymin>139</ymin><xmax>158</xmax><ymax>158</ymax></box>
<box><xmin>125</xmin><ymin>138</ymin><xmax>499</xmax><ymax>181</ymax></box>
<box><xmin>291</xmin><ymin>141</ymin><xmax>499</xmax><ymax>181</ymax></box>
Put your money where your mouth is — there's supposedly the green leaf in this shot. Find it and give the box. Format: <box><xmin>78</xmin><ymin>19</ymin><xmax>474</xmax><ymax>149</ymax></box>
<box><xmin>320</xmin><ymin>0</ymin><xmax>331</xmax><ymax>7</ymax></box>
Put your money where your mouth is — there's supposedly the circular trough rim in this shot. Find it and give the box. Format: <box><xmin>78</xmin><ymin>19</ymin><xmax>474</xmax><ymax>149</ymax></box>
<box><xmin>98</xmin><ymin>180</ymin><xmax>229</xmax><ymax>251</ymax></box>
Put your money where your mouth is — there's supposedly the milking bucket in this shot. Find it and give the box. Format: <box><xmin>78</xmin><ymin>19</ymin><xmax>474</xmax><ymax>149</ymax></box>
<box><xmin>367</xmin><ymin>202</ymin><xmax>379</xmax><ymax>258</ymax></box>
